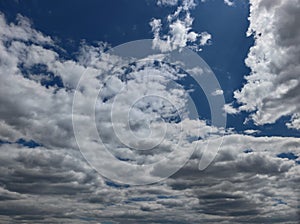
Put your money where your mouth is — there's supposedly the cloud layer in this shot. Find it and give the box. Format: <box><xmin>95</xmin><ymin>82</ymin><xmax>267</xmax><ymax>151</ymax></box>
<box><xmin>0</xmin><ymin>4</ymin><xmax>299</xmax><ymax>224</ymax></box>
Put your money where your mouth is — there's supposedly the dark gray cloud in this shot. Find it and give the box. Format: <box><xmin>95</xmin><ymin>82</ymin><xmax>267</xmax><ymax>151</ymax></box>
<box><xmin>1</xmin><ymin>137</ymin><xmax>299</xmax><ymax>223</ymax></box>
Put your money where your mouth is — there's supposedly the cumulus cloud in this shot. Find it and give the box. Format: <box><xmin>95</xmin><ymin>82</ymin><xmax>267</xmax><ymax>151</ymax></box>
<box><xmin>224</xmin><ymin>0</ymin><xmax>234</xmax><ymax>7</ymax></box>
<box><xmin>150</xmin><ymin>0</ymin><xmax>211</xmax><ymax>52</ymax></box>
<box><xmin>224</xmin><ymin>103</ymin><xmax>239</xmax><ymax>114</ymax></box>
<box><xmin>211</xmin><ymin>89</ymin><xmax>223</xmax><ymax>96</ymax></box>
<box><xmin>231</xmin><ymin>0</ymin><xmax>300</xmax><ymax>130</ymax></box>
<box><xmin>199</xmin><ymin>31</ymin><xmax>212</xmax><ymax>46</ymax></box>
<box><xmin>0</xmin><ymin>9</ymin><xmax>299</xmax><ymax>224</ymax></box>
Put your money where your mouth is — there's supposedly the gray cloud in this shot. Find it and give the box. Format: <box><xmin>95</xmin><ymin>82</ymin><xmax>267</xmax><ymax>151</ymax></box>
<box><xmin>0</xmin><ymin>9</ymin><xmax>299</xmax><ymax>224</ymax></box>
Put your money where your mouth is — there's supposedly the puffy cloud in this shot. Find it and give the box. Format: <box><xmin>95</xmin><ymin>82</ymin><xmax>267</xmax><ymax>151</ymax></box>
<box><xmin>150</xmin><ymin>0</ymin><xmax>211</xmax><ymax>52</ymax></box>
<box><xmin>224</xmin><ymin>0</ymin><xmax>234</xmax><ymax>7</ymax></box>
<box><xmin>231</xmin><ymin>0</ymin><xmax>300</xmax><ymax>130</ymax></box>
<box><xmin>0</xmin><ymin>9</ymin><xmax>299</xmax><ymax>224</ymax></box>
<box><xmin>0</xmin><ymin>13</ymin><xmax>52</xmax><ymax>44</ymax></box>
<box><xmin>199</xmin><ymin>31</ymin><xmax>212</xmax><ymax>46</ymax></box>
<box><xmin>224</xmin><ymin>103</ymin><xmax>239</xmax><ymax>114</ymax></box>
<box><xmin>211</xmin><ymin>89</ymin><xmax>223</xmax><ymax>96</ymax></box>
<box><xmin>0</xmin><ymin>10</ymin><xmax>210</xmax><ymax>184</ymax></box>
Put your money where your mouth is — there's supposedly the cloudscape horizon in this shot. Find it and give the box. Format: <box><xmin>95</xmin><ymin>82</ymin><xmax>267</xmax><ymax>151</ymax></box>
<box><xmin>0</xmin><ymin>0</ymin><xmax>299</xmax><ymax>223</ymax></box>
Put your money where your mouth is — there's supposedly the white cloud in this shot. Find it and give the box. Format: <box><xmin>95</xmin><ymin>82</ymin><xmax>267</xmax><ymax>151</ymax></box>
<box><xmin>224</xmin><ymin>103</ymin><xmax>239</xmax><ymax>114</ymax></box>
<box><xmin>150</xmin><ymin>0</ymin><xmax>211</xmax><ymax>52</ymax></box>
<box><xmin>0</xmin><ymin>13</ymin><xmax>53</xmax><ymax>44</ymax></box>
<box><xmin>211</xmin><ymin>89</ymin><xmax>223</xmax><ymax>96</ymax></box>
<box><xmin>224</xmin><ymin>0</ymin><xmax>234</xmax><ymax>7</ymax></box>
<box><xmin>287</xmin><ymin>113</ymin><xmax>300</xmax><ymax>129</ymax></box>
<box><xmin>157</xmin><ymin>0</ymin><xmax>179</xmax><ymax>6</ymax></box>
<box><xmin>0</xmin><ymin>12</ymin><xmax>217</xmax><ymax>185</ymax></box>
<box><xmin>244</xmin><ymin>129</ymin><xmax>261</xmax><ymax>135</ymax></box>
<box><xmin>199</xmin><ymin>31</ymin><xmax>212</xmax><ymax>46</ymax></box>
<box><xmin>0</xmin><ymin>10</ymin><xmax>299</xmax><ymax>224</ymax></box>
<box><xmin>231</xmin><ymin>0</ymin><xmax>300</xmax><ymax>130</ymax></box>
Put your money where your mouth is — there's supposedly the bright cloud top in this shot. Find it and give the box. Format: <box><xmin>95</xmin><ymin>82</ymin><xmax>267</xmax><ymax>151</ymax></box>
<box><xmin>227</xmin><ymin>0</ymin><xmax>300</xmax><ymax>130</ymax></box>
<box><xmin>150</xmin><ymin>0</ymin><xmax>212</xmax><ymax>52</ymax></box>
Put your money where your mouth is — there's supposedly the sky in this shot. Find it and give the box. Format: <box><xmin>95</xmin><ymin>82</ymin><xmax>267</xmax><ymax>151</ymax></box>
<box><xmin>0</xmin><ymin>0</ymin><xmax>299</xmax><ymax>223</ymax></box>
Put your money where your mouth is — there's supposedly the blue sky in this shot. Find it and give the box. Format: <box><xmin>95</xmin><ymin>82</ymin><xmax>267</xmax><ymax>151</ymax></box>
<box><xmin>0</xmin><ymin>0</ymin><xmax>299</xmax><ymax>223</ymax></box>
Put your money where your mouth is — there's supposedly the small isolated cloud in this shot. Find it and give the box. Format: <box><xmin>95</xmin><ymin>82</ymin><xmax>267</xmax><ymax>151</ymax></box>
<box><xmin>224</xmin><ymin>0</ymin><xmax>234</xmax><ymax>6</ymax></box>
<box><xmin>244</xmin><ymin>129</ymin><xmax>261</xmax><ymax>135</ymax></box>
<box><xmin>186</xmin><ymin>66</ymin><xmax>204</xmax><ymax>75</ymax></box>
<box><xmin>157</xmin><ymin>0</ymin><xmax>179</xmax><ymax>6</ymax></box>
<box><xmin>211</xmin><ymin>89</ymin><xmax>223</xmax><ymax>96</ymax></box>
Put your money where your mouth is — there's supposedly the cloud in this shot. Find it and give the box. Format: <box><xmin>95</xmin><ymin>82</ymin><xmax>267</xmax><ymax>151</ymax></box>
<box><xmin>1</xmin><ymin>134</ymin><xmax>299</xmax><ymax>223</ymax></box>
<box><xmin>0</xmin><ymin>13</ymin><xmax>52</xmax><ymax>44</ymax></box>
<box><xmin>231</xmin><ymin>0</ymin><xmax>300</xmax><ymax>130</ymax></box>
<box><xmin>150</xmin><ymin>0</ymin><xmax>211</xmax><ymax>52</ymax></box>
<box><xmin>0</xmin><ymin>10</ymin><xmax>214</xmax><ymax>183</ymax></box>
<box><xmin>157</xmin><ymin>0</ymin><xmax>179</xmax><ymax>6</ymax></box>
<box><xmin>224</xmin><ymin>0</ymin><xmax>234</xmax><ymax>7</ymax></box>
<box><xmin>211</xmin><ymin>89</ymin><xmax>223</xmax><ymax>96</ymax></box>
<box><xmin>0</xmin><ymin>10</ymin><xmax>299</xmax><ymax>224</ymax></box>
<box><xmin>244</xmin><ymin>129</ymin><xmax>261</xmax><ymax>135</ymax></box>
<box><xmin>199</xmin><ymin>31</ymin><xmax>212</xmax><ymax>46</ymax></box>
<box><xmin>166</xmin><ymin>134</ymin><xmax>300</xmax><ymax>223</ymax></box>
<box><xmin>224</xmin><ymin>103</ymin><xmax>239</xmax><ymax>114</ymax></box>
